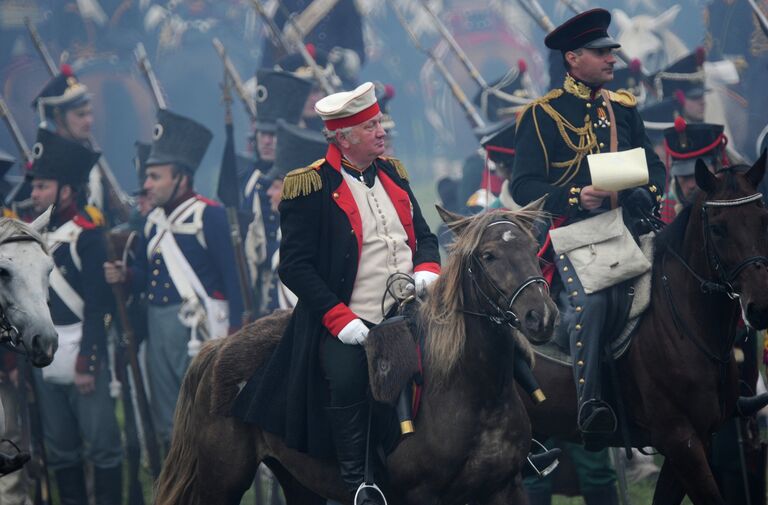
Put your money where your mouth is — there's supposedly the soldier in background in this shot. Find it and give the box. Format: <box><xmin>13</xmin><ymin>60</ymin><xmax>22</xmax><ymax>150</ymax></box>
<box><xmin>28</xmin><ymin>128</ymin><xmax>122</xmax><ymax>505</ymax></box>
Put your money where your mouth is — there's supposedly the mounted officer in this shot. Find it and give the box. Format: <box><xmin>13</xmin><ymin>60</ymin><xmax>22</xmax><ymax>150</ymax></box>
<box><xmin>511</xmin><ymin>9</ymin><xmax>666</xmax><ymax>435</ymax></box>
<box><xmin>233</xmin><ymin>82</ymin><xmax>440</xmax><ymax>505</ymax></box>
<box><xmin>104</xmin><ymin>109</ymin><xmax>244</xmax><ymax>449</ymax></box>
<box><xmin>28</xmin><ymin>128</ymin><xmax>123</xmax><ymax>505</ymax></box>
<box><xmin>243</xmin><ymin>70</ymin><xmax>312</xmax><ymax>315</ymax></box>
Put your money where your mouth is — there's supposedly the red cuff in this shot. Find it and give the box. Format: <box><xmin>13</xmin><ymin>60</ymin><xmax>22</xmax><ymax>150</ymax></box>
<box><xmin>76</xmin><ymin>355</ymin><xmax>98</xmax><ymax>375</ymax></box>
<box><xmin>321</xmin><ymin>303</ymin><xmax>358</xmax><ymax>337</ymax></box>
<box><xmin>414</xmin><ymin>262</ymin><xmax>441</xmax><ymax>275</ymax></box>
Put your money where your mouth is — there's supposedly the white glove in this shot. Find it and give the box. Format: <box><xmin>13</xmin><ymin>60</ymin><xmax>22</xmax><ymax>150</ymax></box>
<box><xmin>337</xmin><ymin>318</ymin><xmax>369</xmax><ymax>346</ymax></box>
<box><xmin>413</xmin><ymin>271</ymin><xmax>440</xmax><ymax>295</ymax></box>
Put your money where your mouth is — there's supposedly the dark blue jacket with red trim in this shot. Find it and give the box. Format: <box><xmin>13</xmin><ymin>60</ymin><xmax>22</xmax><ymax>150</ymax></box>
<box><xmin>232</xmin><ymin>145</ymin><xmax>440</xmax><ymax>458</ymax></box>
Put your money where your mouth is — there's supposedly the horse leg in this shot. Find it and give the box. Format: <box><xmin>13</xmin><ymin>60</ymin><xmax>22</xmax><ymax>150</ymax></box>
<box><xmin>651</xmin><ymin>459</ymin><xmax>686</xmax><ymax>505</ymax></box>
<box><xmin>481</xmin><ymin>475</ymin><xmax>530</xmax><ymax>505</ymax></box>
<box><xmin>654</xmin><ymin>427</ymin><xmax>725</xmax><ymax>505</ymax></box>
<box><xmin>265</xmin><ymin>458</ymin><xmax>327</xmax><ymax>505</ymax></box>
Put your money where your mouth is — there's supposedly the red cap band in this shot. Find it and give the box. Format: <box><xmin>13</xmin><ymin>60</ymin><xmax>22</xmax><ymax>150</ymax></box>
<box><xmin>324</xmin><ymin>103</ymin><xmax>380</xmax><ymax>130</ymax></box>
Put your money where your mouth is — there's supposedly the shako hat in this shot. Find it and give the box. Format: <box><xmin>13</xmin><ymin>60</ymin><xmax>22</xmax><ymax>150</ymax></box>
<box><xmin>146</xmin><ymin>109</ymin><xmax>212</xmax><ymax>173</ymax></box>
<box><xmin>253</xmin><ymin>69</ymin><xmax>313</xmax><ymax>132</ymax></box>
<box><xmin>315</xmin><ymin>82</ymin><xmax>380</xmax><ymax>130</ymax></box>
<box><xmin>664</xmin><ymin>119</ymin><xmax>726</xmax><ymax>176</ymax></box>
<box><xmin>32</xmin><ymin>64</ymin><xmax>90</xmax><ymax>124</ymax></box>
<box><xmin>474</xmin><ymin>60</ymin><xmax>533</xmax><ymax>123</ymax></box>
<box><xmin>267</xmin><ymin>119</ymin><xmax>327</xmax><ymax>180</ymax></box>
<box><xmin>545</xmin><ymin>8</ymin><xmax>620</xmax><ymax>52</ymax></box>
<box><xmin>655</xmin><ymin>47</ymin><xmax>707</xmax><ymax>100</ymax></box>
<box><xmin>479</xmin><ymin>119</ymin><xmax>517</xmax><ymax>166</ymax></box>
<box><xmin>133</xmin><ymin>141</ymin><xmax>151</xmax><ymax>195</ymax></box>
<box><xmin>0</xmin><ymin>150</ymin><xmax>17</xmax><ymax>199</ymax></box>
<box><xmin>275</xmin><ymin>45</ymin><xmax>337</xmax><ymax>84</ymax></box>
<box><xmin>28</xmin><ymin>129</ymin><xmax>100</xmax><ymax>187</ymax></box>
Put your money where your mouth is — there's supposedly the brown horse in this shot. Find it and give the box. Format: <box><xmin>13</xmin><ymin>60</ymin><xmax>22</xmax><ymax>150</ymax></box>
<box><xmin>155</xmin><ymin>207</ymin><xmax>558</xmax><ymax>505</ymax></box>
<box><xmin>526</xmin><ymin>154</ymin><xmax>768</xmax><ymax>505</ymax></box>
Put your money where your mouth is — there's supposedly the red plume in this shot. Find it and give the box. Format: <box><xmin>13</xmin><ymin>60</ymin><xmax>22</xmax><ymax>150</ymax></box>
<box><xmin>694</xmin><ymin>46</ymin><xmax>706</xmax><ymax>66</ymax></box>
<box><xmin>517</xmin><ymin>59</ymin><xmax>527</xmax><ymax>74</ymax></box>
<box><xmin>673</xmin><ymin>116</ymin><xmax>687</xmax><ymax>133</ymax></box>
<box><xmin>60</xmin><ymin>64</ymin><xmax>73</xmax><ymax>77</ymax></box>
<box><xmin>629</xmin><ymin>58</ymin><xmax>642</xmax><ymax>74</ymax></box>
<box><xmin>384</xmin><ymin>84</ymin><xmax>395</xmax><ymax>99</ymax></box>
<box><xmin>25</xmin><ymin>161</ymin><xmax>33</xmax><ymax>171</ymax></box>
<box><xmin>305</xmin><ymin>43</ymin><xmax>316</xmax><ymax>59</ymax></box>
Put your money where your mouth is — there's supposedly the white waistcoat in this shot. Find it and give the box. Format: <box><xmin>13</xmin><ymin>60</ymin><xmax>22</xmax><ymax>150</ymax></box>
<box><xmin>343</xmin><ymin>171</ymin><xmax>414</xmax><ymax>323</ymax></box>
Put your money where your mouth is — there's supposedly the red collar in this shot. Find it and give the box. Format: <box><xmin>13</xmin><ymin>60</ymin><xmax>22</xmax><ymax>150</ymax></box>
<box><xmin>52</xmin><ymin>202</ymin><xmax>78</xmax><ymax>227</ymax></box>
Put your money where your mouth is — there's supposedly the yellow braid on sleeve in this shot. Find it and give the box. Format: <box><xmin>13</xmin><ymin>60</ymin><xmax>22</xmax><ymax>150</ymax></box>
<box><xmin>281</xmin><ymin>159</ymin><xmax>324</xmax><ymax>200</ymax></box>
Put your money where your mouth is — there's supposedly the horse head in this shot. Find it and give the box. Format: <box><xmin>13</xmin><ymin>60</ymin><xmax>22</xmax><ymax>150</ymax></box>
<box><xmin>435</xmin><ymin>199</ymin><xmax>557</xmax><ymax>346</ymax></box>
<box><xmin>613</xmin><ymin>6</ymin><xmax>684</xmax><ymax>73</ymax></box>
<box><xmin>0</xmin><ymin>211</ymin><xmax>57</xmax><ymax>366</ymax></box>
<box><xmin>693</xmin><ymin>152</ymin><xmax>768</xmax><ymax>329</ymax></box>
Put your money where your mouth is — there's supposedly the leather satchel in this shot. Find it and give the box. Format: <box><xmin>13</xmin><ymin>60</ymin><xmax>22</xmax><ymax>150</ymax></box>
<box><xmin>549</xmin><ymin>208</ymin><xmax>651</xmax><ymax>294</ymax></box>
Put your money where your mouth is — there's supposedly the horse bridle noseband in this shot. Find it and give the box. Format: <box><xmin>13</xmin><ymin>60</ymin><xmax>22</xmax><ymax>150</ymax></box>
<box><xmin>661</xmin><ymin>192</ymin><xmax>768</xmax><ymax>365</ymax></box>
<box><xmin>0</xmin><ymin>234</ymin><xmax>45</xmax><ymax>355</ymax></box>
<box><xmin>464</xmin><ymin>221</ymin><xmax>549</xmax><ymax>329</ymax></box>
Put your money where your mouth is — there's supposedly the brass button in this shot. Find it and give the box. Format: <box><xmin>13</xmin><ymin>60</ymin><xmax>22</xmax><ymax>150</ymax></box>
<box><xmin>162</xmin><ymin>296</ymin><xmax>168</xmax><ymax>303</ymax></box>
<box><xmin>586</xmin><ymin>103</ymin><xmax>592</xmax><ymax>108</ymax></box>
<box><xmin>571</xmin><ymin>290</ymin><xmax>578</xmax><ymax>297</ymax></box>
<box><xmin>602</xmin><ymin>101</ymin><xmax>606</xmax><ymax>106</ymax></box>
<box><xmin>155</xmin><ymin>259</ymin><xmax>161</xmax><ymax>265</ymax></box>
<box><xmin>152</xmin><ymin>269</ymin><xmax>159</xmax><ymax>276</ymax></box>
<box><xmin>164</xmin><ymin>283</ymin><xmax>170</xmax><ymax>289</ymax></box>
<box><xmin>576</xmin><ymin>341</ymin><xmax>583</xmax><ymax>348</ymax></box>
<box><xmin>563</xmin><ymin>266</ymin><xmax>569</xmax><ymax>272</ymax></box>
<box><xmin>567</xmin><ymin>277</ymin><xmax>573</xmax><ymax>283</ymax></box>
<box><xmin>148</xmin><ymin>294</ymin><xmax>154</xmax><ymax>300</ymax></box>
<box><xmin>599</xmin><ymin>142</ymin><xmax>605</xmax><ymax>148</ymax></box>
<box><xmin>577</xmin><ymin>360</ymin><xmax>584</xmax><ymax>366</ymax></box>
<box><xmin>575</xmin><ymin>306</ymin><xmax>582</xmax><ymax>312</ymax></box>
<box><xmin>559</xmin><ymin>254</ymin><xmax>565</xmax><ymax>260</ymax></box>
<box><xmin>333</xmin><ymin>192</ymin><xmax>339</xmax><ymax>199</ymax></box>
<box><xmin>151</xmin><ymin>280</ymin><xmax>157</xmax><ymax>287</ymax></box>
<box><xmin>579</xmin><ymin>378</ymin><xmax>585</xmax><ymax>384</ymax></box>
<box><xmin>575</xmin><ymin>324</ymin><xmax>582</xmax><ymax>330</ymax></box>
<box><xmin>350</xmin><ymin>229</ymin><xmax>355</xmax><ymax>234</ymax></box>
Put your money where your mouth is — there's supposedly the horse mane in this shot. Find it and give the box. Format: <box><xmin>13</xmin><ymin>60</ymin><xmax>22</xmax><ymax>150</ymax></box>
<box><xmin>653</xmin><ymin>204</ymin><xmax>692</xmax><ymax>262</ymax></box>
<box><xmin>418</xmin><ymin>209</ymin><xmax>541</xmax><ymax>390</ymax></box>
<box><xmin>0</xmin><ymin>218</ymin><xmax>45</xmax><ymax>251</ymax></box>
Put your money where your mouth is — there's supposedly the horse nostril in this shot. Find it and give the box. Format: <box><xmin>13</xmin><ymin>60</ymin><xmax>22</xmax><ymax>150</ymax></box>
<box><xmin>525</xmin><ymin>310</ymin><xmax>543</xmax><ymax>332</ymax></box>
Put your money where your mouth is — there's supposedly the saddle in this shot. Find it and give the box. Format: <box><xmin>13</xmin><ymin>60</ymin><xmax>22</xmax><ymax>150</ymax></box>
<box><xmin>535</xmin><ymin>233</ymin><xmax>656</xmax><ymax>366</ymax></box>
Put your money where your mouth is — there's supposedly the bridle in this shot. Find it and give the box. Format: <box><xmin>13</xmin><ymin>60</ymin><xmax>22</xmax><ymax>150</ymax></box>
<box><xmin>661</xmin><ymin>192</ymin><xmax>768</xmax><ymax>364</ymax></box>
<box><xmin>463</xmin><ymin>220</ymin><xmax>549</xmax><ymax>329</ymax></box>
<box><xmin>0</xmin><ymin>234</ymin><xmax>45</xmax><ymax>355</ymax></box>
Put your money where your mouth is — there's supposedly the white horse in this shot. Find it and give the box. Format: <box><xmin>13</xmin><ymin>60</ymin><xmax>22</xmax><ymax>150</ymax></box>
<box><xmin>0</xmin><ymin>209</ymin><xmax>58</xmax><ymax>475</ymax></box>
<box><xmin>613</xmin><ymin>6</ymin><xmax>688</xmax><ymax>74</ymax></box>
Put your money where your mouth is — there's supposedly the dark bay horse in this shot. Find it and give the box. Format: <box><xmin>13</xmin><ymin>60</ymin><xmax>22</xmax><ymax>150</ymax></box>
<box><xmin>526</xmin><ymin>154</ymin><xmax>768</xmax><ymax>505</ymax></box>
<box><xmin>155</xmin><ymin>207</ymin><xmax>557</xmax><ymax>505</ymax></box>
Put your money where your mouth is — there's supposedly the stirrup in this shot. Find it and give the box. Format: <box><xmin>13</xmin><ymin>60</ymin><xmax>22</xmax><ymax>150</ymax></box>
<box><xmin>354</xmin><ymin>482</ymin><xmax>388</xmax><ymax>505</ymax></box>
<box><xmin>525</xmin><ymin>439</ymin><xmax>560</xmax><ymax>479</ymax></box>
<box><xmin>578</xmin><ymin>400</ymin><xmax>617</xmax><ymax>434</ymax></box>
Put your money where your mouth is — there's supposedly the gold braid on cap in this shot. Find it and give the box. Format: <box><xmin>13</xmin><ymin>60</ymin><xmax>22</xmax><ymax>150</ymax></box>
<box><xmin>281</xmin><ymin>159</ymin><xmax>324</xmax><ymax>200</ymax></box>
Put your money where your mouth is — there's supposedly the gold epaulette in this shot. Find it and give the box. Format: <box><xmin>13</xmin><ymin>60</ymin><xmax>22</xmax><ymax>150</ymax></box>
<box><xmin>282</xmin><ymin>159</ymin><xmax>324</xmax><ymax>200</ymax></box>
<box><xmin>381</xmin><ymin>157</ymin><xmax>409</xmax><ymax>181</ymax></box>
<box><xmin>608</xmin><ymin>90</ymin><xmax>637</xmax><ymax>108</ymax></box>
<box><xmin>516</xmin><ymin>89</ymin><xmax>564</xmax><ymax>130</ymax></box>
<box><xmin>2</xmin><ymin>208</ymin><xmax>17</xmax><ymax>219</ymax></box>
<box><xmin>84</xmin><ymin>205</ymin><xmax>105</xmax><ymax>226</ymax></box>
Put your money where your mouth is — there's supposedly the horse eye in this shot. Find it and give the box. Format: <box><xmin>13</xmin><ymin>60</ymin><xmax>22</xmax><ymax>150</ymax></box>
<box><xmin>481</xmin><ymin>252</ymin><xmax>495</xmax><ymax>262</ymax></box>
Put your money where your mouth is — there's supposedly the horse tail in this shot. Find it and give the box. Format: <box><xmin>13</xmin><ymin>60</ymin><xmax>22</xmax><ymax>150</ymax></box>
<box><xmin>154</xmin><ymin>340</ymin><xmax>221</xmax><ymax>505</ymax></box>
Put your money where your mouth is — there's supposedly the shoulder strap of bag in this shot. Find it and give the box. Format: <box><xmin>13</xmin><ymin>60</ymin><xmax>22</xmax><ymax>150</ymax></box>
<box><xmin>45</xmin><ymin>221</ymin><xmax>86</xmax><ymax>321</ymax></box>
<box><xmin>600</xmin><ymin>89</ymin><xmax>620</xmax><ymax>209</ymax></box>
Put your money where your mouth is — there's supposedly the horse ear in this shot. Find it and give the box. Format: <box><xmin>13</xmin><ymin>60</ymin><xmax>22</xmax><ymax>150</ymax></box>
<box><xmin>436</xmin><ymin>204</ymin><xmax>469</xmax><ymax>235</ymax></box>
<box><xmin>29</xmin><ymin>206</ymin><xmax>52</xmax><ymax>233</ymax></box>
<box><xmin>518</xmin><ymin>195</ymin><xmax>547</xmax><ymax>214</ymax></box>
<box><xmin>745</xmin><ymin>149</ymin><xmax>768</xmax><ymax>189</ymax></box>
<box><xmin>612</xmin><ymin>9</ymin><xmax>632</xmax><ymax>32</ymax></box>
<box><xmin>653</xmin><ymin>5</ymin><xmax>681</xmax><ymax>30</ymax></box>
<box><xmin>695</xmin><ymin>159</ymin><xmax>717</xmax><ymax>194</ymax></box>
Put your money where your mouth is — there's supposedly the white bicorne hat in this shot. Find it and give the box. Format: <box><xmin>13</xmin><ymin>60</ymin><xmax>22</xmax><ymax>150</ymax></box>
<box><xmin>314</xmin><ymin>82</ymin><xmax>380</xmax><ymax>130</ymax></box>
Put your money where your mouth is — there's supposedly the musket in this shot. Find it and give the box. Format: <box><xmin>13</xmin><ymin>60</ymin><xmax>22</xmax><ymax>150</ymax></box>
<box><xmin>220</xmin><ymin>67</ymin><xmax>255</xmax><ymax>326</ymax></box>
<box><xmin>415</xmin><ymin>0</ymin><xmax>488</xmax><ymax>90</ymax></box>
<box><xmin>746</xmin><ymin>0</ymin><xmax>768</xmax><ymax>36</ymax></box>
<box><xmin>16</xmin><ymin>359</ymin><xmax>52</xmax><ymax>505</ymax></box>
<box><xmin>0</xmin><ymin>94</ymin><xmax>34</xmax><ymax>207</ymax></box>
<box><xmin>134</xmin><ymin>42</ymin><xmax>167</xmax><ymax>110</ymax></box>
<box><xmin>212</xmin><ymin>38</ymin><xmax>257</xmax><ymax>121</ymax></box>
<box><xmin>26</xmin><ymin>20</ymin><xmax>133</xmax><ymax>223</ymax></box>
<box><xmin>249</xmin><ymin>0</ymin><xmax>336</xmax><ymax>95</ymax></box>
<box><xmin>386</xmin><ymin>0</ymin><xmax>485</xmax><ymax>129</ymax></box>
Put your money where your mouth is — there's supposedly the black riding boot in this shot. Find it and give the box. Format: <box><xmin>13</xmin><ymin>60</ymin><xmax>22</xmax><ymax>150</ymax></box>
<box><xmin>583</xmin><ymin>485</ymin><xmax>620</xmax><ymax>505</ymax></box>
<box><xmin>0</xmin><ymin>443</ymin><xmax>29</xmax><ymax>475</ymax></box>
<box><xmin>94</xmin><ymin>464</ymin><xmax>123</xmax><ymax>505</ymax></box>
<box><xmin>326</xmin><ymin>401</ymin><xmax>384</xmax><ymax>505</ymax></box>
<box><xmin>55</xmin><ymin>463</ymin><xmax>88</xmax><ymax>505</ymax></box>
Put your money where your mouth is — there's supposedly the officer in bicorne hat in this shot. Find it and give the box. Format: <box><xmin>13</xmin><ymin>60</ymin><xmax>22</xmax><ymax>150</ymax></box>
<box><xmin>512</xmin><ymin>8</ymin><xmax>666</xmax><ymax>435</ymax></box>
<box><xmin>28</xmin><ymin>128</ymin><xmax>124</xmax><ymax>505</ymax></box>
<box><xmin>232</xmin><ymin>82</ymin><xmax>440</xmax><ymax>505</ymax></box>
<box><xmin>104</xmin><ymin>109</ymin><xmax>244</xmax><ymax>447</ymax></box>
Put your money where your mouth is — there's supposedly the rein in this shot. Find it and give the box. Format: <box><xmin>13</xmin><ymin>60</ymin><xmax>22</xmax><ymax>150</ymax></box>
<box><xmin>463</xmin><ymin>220</ymin><xmax>549</xmax><ymax>329</ymax></box>
<box><xmin>660</xmin><ymin>192</ymin><xmax>766</xmax><ymax>365</ymax></box>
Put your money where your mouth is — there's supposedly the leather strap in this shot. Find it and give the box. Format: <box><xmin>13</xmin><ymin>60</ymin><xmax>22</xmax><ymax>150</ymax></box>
<box><xmin>600</xmin><ymin>89</ymin><xmax>619</xmax><ymax>209</ymax></box>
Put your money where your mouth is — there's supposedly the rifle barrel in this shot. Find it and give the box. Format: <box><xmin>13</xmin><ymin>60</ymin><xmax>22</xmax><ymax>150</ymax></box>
<box><xmin>386</xmin><ymin>0</ymin><xmax>485</xmax><ymax>129</ymax></box>
<box><xmin>0</xmin><ymin>95</ymin><xmax>33</xmax><ymax>163</ymax></box>
<box><xmin>134</xmin><ymin>43</ymin><xmax>167</xmax><ymax>110</ymax></box>
<box><xmin>212</xmin><ymin>39</ymin><xmax>258</xmax><ymax>121</ymax></box>
<box><xmin>25</xmin><ymin>18</ymin><xmax>57</xmax><ymax>75</ymax></box>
